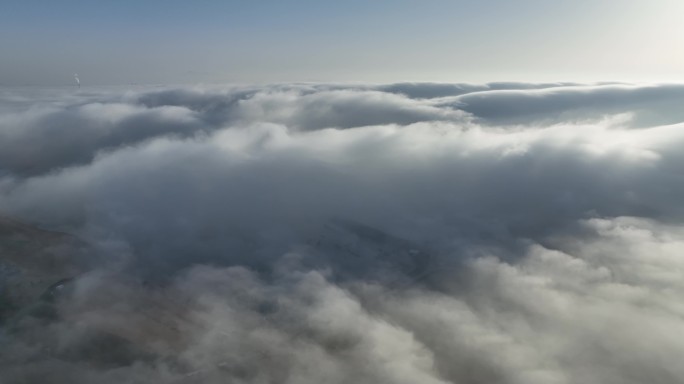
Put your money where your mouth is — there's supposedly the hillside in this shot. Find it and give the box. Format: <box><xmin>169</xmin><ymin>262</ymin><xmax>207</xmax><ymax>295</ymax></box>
<box><xmin>0</xmin><ymin>216</ymin><xmax>89</xmax><ymax>319</ymax></box>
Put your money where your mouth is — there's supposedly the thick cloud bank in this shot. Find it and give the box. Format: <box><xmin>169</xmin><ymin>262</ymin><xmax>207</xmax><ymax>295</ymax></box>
<box><xmin>2</xmin><ymin>82</ymin><xmax>684</xmax><ymax>383</ymax></box>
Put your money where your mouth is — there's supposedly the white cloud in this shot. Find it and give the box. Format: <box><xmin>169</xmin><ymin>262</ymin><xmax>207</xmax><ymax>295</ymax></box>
<box><xmin>2</xmin><ymin>82</ymin><xmax>684</xmax><ymax>383</ymax></box>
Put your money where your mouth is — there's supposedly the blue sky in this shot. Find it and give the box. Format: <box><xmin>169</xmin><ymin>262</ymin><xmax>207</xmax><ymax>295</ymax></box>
<box><xmin>2</xmin><ymin>0</ymin><xmax>683</xmax><ymax>85</ymax></box>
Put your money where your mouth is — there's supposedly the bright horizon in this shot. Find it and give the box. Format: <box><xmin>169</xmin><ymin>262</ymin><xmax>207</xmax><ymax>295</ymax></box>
<box><xmin>2</xmin><ymin>0</ymin><xmax>684</xmax><ymax>86</ymax></box>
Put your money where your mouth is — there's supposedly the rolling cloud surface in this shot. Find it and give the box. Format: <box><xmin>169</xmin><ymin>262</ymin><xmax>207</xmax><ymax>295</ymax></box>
<box><xmin>1</xmin><ymin>82</ymin><xmax>684</xmax><ymax>383</ymax></box>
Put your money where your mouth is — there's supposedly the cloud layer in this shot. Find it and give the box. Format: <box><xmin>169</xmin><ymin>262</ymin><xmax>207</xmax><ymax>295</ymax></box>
<box><xmin>2</xmin><ymin>82</ymin><xmax>684</xmax><ymax>383</ymax></box>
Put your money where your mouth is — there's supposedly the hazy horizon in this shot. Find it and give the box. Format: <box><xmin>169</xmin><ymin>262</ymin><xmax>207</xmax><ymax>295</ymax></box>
<box><xmin>3</xmin><ymin>0</ymin><xmax>684</xmax><ymax>86</ymax></box>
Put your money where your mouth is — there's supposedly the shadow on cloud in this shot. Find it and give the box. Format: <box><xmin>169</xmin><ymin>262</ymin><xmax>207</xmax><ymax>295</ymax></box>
<box><xmin>2</xmin><ymin>82</ymin><xmax>684</xmax><ymax>383</ymax></box>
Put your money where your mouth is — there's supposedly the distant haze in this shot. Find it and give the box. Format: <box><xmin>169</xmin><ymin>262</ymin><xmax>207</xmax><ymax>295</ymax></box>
<box><xmin>1</xmin><ymin>0</ymin><xmax>684</xmax><ymax>86</ymax></box>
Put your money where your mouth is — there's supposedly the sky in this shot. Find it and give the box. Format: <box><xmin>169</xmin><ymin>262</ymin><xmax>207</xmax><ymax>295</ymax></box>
<box><xmin>2</xmin><ymin>0</ymin><xmax>684</xmax><ymax>85</ymax></box>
